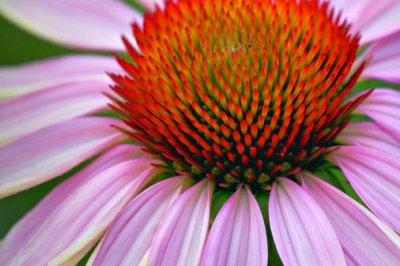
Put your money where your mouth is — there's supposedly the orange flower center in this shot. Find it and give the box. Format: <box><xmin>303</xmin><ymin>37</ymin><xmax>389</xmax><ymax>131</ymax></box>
<box><xmin>112</xmin><ymin>0</ymin><xmax>365</xmax><ymax>190</ymax></box>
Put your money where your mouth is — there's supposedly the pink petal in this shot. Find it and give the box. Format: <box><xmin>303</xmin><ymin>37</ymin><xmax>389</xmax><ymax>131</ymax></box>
<box><xmin>136</xmin><ymin>0</ymin><xmax>166</xmax><ymax>12</ymax></box>
<box><xmin>0</xmin><ymin>117</ymin><xmax>123</xmax><ymax>198</ymax></box>
<box><xmin>329</xmin><ymin>0</ymin><xmax>400</xmax><ymax>44</ymax></box>
<box><xmin>149</xmin><ymin>179</ymin><xmax>213</xmax><ymax>266</ymax></box>
<box><xmin>269</xmin><ymin>177</ymin><xmax>346</xmax><ymax>266</ymax></box>
<box><xmin>1</xmin><ymin>145</ymin><xmax>143</xmax><ymax>265</ymax></box>
<box><xmin>200</xmin><ymin>186</ymin><xmax>268</xmax><ymax>266</ymax></box>
<box><xmin>338</xmin><ymin>122</ymin><xmax>400</xmax><ymax>156</ymax></box>
<box><xmin>0</xmin><ymin>0</ymin><xmax>142</xmax><ymax>51</ymax></box>
<box><xmin>331</xmin><ymin>146</ymin><xmax>400</xmax><ymax>232</ymax></box>
<box><xmin>0</xmin><ymin>55</ymin><xmax>123</xmax><ymax>99</ymax></box>
<box><xmin>0</xmin><ymin>81</ymin><xmax>111</xmax><ymax>145</ymax></box>
<box><xmin>329</xmin><ymin>1</ymin><xmax>390</xmax><ymax>27</ymax></box>
<box><xmin>0</xmin><ymin>145</ymin><xmax>156</xmax><ymax>265</ymax></box>
<box><xmin>92</xmin><ymin>176</ymin><xmax>191</xmax><ymax>266</ymax></box>
<box><xmin>300</xmin><ymin>171</ymin><xmax>400</xmax><ymax>265</ymax></box>
<box><xmin>362</xmin><ymin>31</ymin><xmax>400</xmax><ymax>84</ymax></box>
<box><xmin>357</xmin><ymin>89</ymin><xmax>400</xmax><ymax>141</ymax></box>
<box><xmin>358</xmin><ymin>2</ymin><xmax>400</xmax><ymax>44</ymax></box>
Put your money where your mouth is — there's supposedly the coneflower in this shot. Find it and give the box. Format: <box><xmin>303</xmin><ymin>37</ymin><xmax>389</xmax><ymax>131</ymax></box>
<box><xmin>0</xmin><ymin>0</ymin><xmax>399</xmax><ymax>265</ymax></box>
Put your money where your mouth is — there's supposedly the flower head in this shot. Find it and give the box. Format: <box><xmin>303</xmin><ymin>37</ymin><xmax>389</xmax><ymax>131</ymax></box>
<box><xmin>0</xmin><ymin>0</ymin><xmax>400</xmax><ymax>265</ymax></box>
<box><xmin>113</xmin><ymin>0</ymin><xmax>369</xmax><ymax>192</ymax></box>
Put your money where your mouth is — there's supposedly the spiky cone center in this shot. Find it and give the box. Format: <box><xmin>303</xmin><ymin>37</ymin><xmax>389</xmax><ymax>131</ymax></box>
<box><xmin>112</xmin><ymin>0</ymin><xmax>366</xmax><ymax>191</ymax></box>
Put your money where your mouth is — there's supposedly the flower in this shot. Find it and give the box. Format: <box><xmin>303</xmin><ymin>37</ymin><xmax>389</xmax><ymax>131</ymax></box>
<box><xmin>0</xmin><ymin>0</ymin><xmax>400</xmax><ymax>265</ymax></box>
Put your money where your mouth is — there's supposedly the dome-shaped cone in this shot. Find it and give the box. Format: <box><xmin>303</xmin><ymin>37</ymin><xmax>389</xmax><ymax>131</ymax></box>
<box><xmin>112</xmin><ymin>0</ymin><xmax>368</xmax><ymax>190</ymax></box>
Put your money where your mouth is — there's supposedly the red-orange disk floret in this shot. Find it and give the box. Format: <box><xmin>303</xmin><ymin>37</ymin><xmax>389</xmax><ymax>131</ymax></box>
<box><xmin>112</xmin><ymin>0</ymin><xmax>365</xmax><ymax>190</ymax></box>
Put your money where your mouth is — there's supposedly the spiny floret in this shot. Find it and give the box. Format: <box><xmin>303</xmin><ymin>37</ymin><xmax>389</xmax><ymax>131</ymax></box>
<box><xmin>112</xmin><ymin>0</ymin><xmax>365</xmax><ymax>190</ymax></box>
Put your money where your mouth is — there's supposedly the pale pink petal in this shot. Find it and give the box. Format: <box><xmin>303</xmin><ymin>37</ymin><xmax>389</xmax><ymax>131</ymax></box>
<box><xmin>329</xmin><ymin>0</ymin><xmax>400</xmax><ymax>44</ymax></box>
<box><xmin>331</xmin><ymin>146</ymin><xmax>400</xmax><ymax>232</ymax></box>
<box><xmin>300</xmin><ymin>171</ymin><xmax>400</xmax><ymax>265</ymax></box>
<box><xmin>0</xmin><ymin>0</ymin><xmax>142</xmax><ymax>51</ymax></box>
<box><xmin>269</xmin><ymin>177</ymin><xmax>346</xmax><ymax>266</ymax></box>
<box><xmin>0</xmin><ymin>117</ymin><xmax>123</xmax><ymax>198</ymax></box>
<box><xmin>357</xmin><ymin>89</ymin><xmax>400</xmax><ymax>141</ymax></box>
<box><xmin>136</xmin><ymin>0</ymin><xmax>166</xmax><ymax>11</ymax></box>
<box><xmin>149</xmin><ymin>179</ymin><xmax>212</xmax><ymax>266</ymax></box>
<box><xmin>361</xmin><ymin>31</ymin><xmax>400</xmax><ymax>84</ymax></box>
<box><xmin>338</xmin><ymin>122</ymin><xmax>400</xmax><ymax>156</ymax></box>
<box><xmin>1</xmin><ymin>144</ymin><xmax>144</xmax><ymax>266</ymax></box>
<box><xmin>0</xmin><ymin>153</ymin><xmax>157</xmax><ymax>266</ymax></box>
<box><xmin>0</xmin><ymin>55</ymin><xmax>123</xmax><ymax>99</ymax></box>
<box><xmin>0</xmin><ymin>81</ymin><xmax>111</xmax><ymax>145</ymax></box>
<box><xmin>200</xmin><ymin>186</ymin><xmax>267</xmax><ymax>266</ymax></box>
<box><xmin>329</xmin><ymin>1</ymin><xmax>389</xmax><ymax>27</ymax></box>
<box><xmin>359</xmin><ymin>2</ymin><xmax>400</xmax><ymax>44</ymax></box>
<box><xmin>92</xmin><ymin>176</ymin><xmax>191</xmax><ymax>266</ymax></box>
<box><xmin>0</xmin><ymin>145</ymin><xmax>143</xmax><ymax>264</ymax></box>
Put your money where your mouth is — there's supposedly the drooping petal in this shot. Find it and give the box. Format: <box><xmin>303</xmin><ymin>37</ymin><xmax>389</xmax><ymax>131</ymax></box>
<box><xmin>0</xmin><ymin>145</ymin><xmax>156</xmax><ymax>266</ymax></box>
<box><xmin>361</xmin><ymin>31</ymin><xmax>400</xmax><ymax>84</ymax></box>
<box><xmin>1</xmin><ymin>144</ymin><xmax>144</xmax><ymax>266</ymax></box>
<box><xmin>269</xmin><ymin>177</ymin><xmax>346</xmax><ymax>266</ymax></box>
<box><xmin>329</xmin><ymin>0</ymin><xmax>389</xmax><ymax>27</ymax></box>
<box><xmin>149</xmin><ymin>179</ymin><xmax>213</xmax><ymax>266</ymax></box>
<box><xmin>92</xmin><ymin>176</ymin><xmax>191</xmax><ymax>266</ymax></box>
<box><xmin>329</xmin><ymin>0</ymin><xmax>400</xmax><ymax>44</ymax></box>
<box><xmin>300</xmin><ymin>171</ymin><xmax>400</xmax><ymax>265</ymax></box>
<box><xmin>0</xmin><ymin>55</ymin><xmax>123</xmax><ymax>99</ymax></box>
<box><xmin>331</xmin><ymin>146</ymin><xmax>400</xmax><ymax>232</ymax></box>
<box><xmin>0</xmin><ymin>81</ymin><xmax>111</xmax><ymax>145</ymax></box>
<box><xmin>1</xmin><ymin>145</ymin><xmax>143</xmax><ymax>260</ymax></box>
<box><xmin>358</xmin><ymin>2</ymin><xmax>400</xmax><ymax>44</ymax></box>
<box><xmin>0</xmin><ymin>117</ymin><xmax>123</xmax><ymax>198</ymax></box>
<box><xmin>338</xmin><ymin>122</ymin><xmax>400</xmax><ymax>156</ymax></box>
<box><xmin>0</xmin><ymin>0</ymin><xmax>142</xmax><ymax>51</ymax></box>
<box><xmin>200</xmin><ymin>186</ymin><xmax>268</xmax><ymax>266</ymax></box>
<box><xmin>357</xmin><ymin>88</ymin><xmax>400</xmax><ymax>141</ymax></box>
